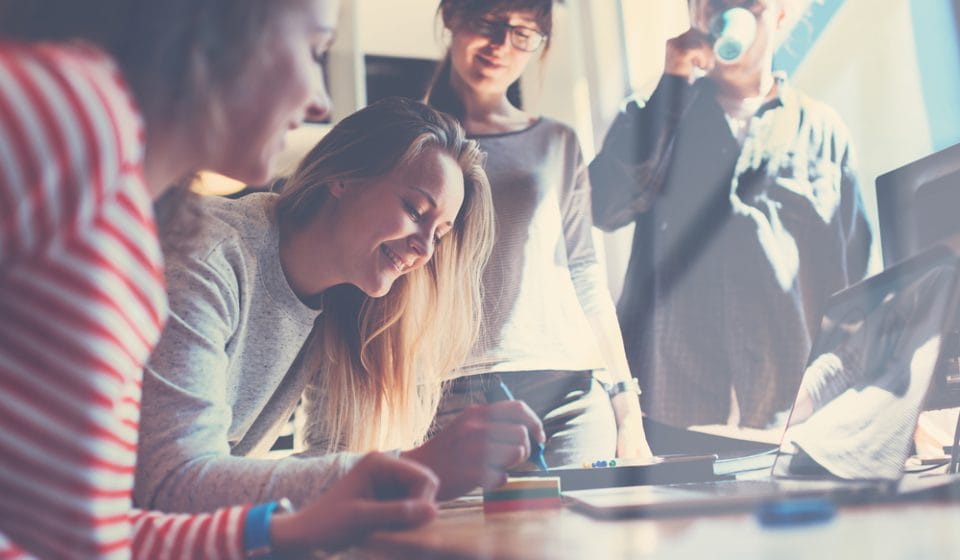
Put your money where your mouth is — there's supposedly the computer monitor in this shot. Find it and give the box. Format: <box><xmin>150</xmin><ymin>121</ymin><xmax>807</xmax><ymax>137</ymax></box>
<box><xmin>875</xmin><ymin>142</ymin><xmax>960</xmax><ymax>268</ymax></box>
<box><xmin>875</xmin><ymin>146</ymin><xmax>960</xmax><ymax>410</ymax></box>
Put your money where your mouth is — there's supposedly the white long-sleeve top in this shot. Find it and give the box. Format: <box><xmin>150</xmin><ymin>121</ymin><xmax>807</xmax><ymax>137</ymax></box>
<box><xmin>459</xmin><ymin>118</ymin><xmax>630</xmax><ymax>383</ymax></box>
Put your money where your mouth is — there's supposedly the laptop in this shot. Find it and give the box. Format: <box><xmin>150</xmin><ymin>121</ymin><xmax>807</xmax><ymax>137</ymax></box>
<box><xmin>568</xmin><ymin>240</ymin><xmax>960</xmax><ymax>518</ymax></box>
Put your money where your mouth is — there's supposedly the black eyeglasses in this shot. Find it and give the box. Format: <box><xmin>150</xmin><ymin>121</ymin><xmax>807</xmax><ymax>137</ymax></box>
<box><xmin>469</xmin><ymin>19</ymin><xmax>548</xmax><ymax>52</ymax></box>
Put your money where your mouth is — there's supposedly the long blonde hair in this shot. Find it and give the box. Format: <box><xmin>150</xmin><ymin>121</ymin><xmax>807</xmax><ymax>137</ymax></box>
<box><xmin>277</xmin><ymin>97</ymin><xmax>494</xmax><ymax>452</ymax></box>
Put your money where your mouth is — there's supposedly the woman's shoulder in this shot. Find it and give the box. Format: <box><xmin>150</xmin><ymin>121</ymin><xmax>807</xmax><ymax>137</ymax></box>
<box><xmin>534</xmin><ymin>117</ymin><xmax>587</xmax><ymax>161</ymax></box>
<box><xmin>0</xmin><ymin>40</ymin><xmax>123</xmax><ymax>95</ymax></box>
<box><xmin>0</xmin><ymin>41</ymin><xmax>147</xmax><ymax>262</ymax></box>
<box><xmin>483</xmin><ymin>116</ymin><xmax>582</xmax><ymax>152</ymax></box>
<box><xmin>0</xmin><ymin>41</ymin><xmax>144</xmax><ymax>161</ymax></box>
<box><xmin>203</xmin><ymin>191</ymin><xmax>279</xmax><ymax>232</ymax></box>
<box><xmin>157</xmin><ymin>191</ymin><xmax>279</xmax><ymax>263</ymax></box>
<box><xmin>536</xmin><ymin>116</ymin><xmax>578</xmax><ymax>137</ymax></box>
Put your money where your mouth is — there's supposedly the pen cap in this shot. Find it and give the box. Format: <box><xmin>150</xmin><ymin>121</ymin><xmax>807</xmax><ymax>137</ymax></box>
<box><xmin>710</xmin><ymin>7</ymin><xmax>757</xmax><ymax>63</ymax></box>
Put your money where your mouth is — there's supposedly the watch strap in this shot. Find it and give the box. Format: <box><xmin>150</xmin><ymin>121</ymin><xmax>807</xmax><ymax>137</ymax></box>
<box><xmin>244</xmin><ymin>498</ymin><xmax>293</xmax><ymax>559</ymax></box>
<box><xmin>603</xmin><ymin>378</ymin><xmax>641</xmax><ymax>398</ymax></box>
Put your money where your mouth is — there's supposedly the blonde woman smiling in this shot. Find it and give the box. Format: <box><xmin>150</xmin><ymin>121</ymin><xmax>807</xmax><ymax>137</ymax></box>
<box><xmin>136</xmin><ymin>97</ymin><xmax>546</xmax><ymax>510</ymax></box>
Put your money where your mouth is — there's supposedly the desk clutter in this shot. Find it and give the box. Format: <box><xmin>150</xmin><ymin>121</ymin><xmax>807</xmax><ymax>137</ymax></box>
<box><xmin>509</xmin><ymin>454</ymin><xmax>720</xmax><ymax>491</ymax></box>
<box><xmin>583</xmin><ymin>459</ymin><xmax>617</xmax><ymax>468</ymax></box>
<box><xmin>482</xmin><ymin>476</ymin><xmax>562</xmax><ymax>513</ymax></box>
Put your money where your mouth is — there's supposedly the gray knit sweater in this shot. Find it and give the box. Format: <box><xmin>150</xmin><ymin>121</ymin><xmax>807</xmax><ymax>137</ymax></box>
<box><xmin>135</xmin><ymin>193</ymin><xmax>364</xmax><ymax>512</ymax></box>
<box><xmin>459</xmin><ymin>118</ymin><xmax>629</xmax><ymax>381</ymax></box>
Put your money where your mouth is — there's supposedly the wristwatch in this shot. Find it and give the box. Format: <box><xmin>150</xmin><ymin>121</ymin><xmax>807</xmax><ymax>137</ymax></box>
<box><xmin>603</xmin><ymin>378</ymin><xmax>642</xmax><ymax>398</ymax></box>
<box><xmin>245</xmin><ymin>497</ymin><xmax>295</xmax><ymax>559</ymax></box>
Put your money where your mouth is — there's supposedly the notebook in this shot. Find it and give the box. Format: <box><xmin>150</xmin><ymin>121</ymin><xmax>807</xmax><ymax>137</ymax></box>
<box><xmin>568</xmin><ymin>241</ymin><xmax>960</xmax><ymax>518</ymax></box>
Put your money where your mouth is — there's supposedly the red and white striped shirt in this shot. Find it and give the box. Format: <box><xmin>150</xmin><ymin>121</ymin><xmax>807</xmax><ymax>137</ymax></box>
<box><xmin>0</xmin><ymin>42</ymin><xmax>248</xmax><ymax>559</ymax></box>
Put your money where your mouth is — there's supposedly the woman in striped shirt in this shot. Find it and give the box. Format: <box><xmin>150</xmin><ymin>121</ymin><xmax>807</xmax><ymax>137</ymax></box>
<box><xmin>0</xmin><ymin>0</ymin><xmax>440</xmax><ymax>558</ymax></box>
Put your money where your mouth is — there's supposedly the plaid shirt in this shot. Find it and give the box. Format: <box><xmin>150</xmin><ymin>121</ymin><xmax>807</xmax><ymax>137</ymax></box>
<box><xmin>590</xmin><ymin>75</ymin><xmax>873</xmax><ymax>428</ymax></box>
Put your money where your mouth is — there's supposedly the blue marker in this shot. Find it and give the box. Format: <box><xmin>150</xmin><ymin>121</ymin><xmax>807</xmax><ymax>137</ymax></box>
<box><xmin>755</xmin><ymin>498</ymin><xmax>836</xmax><ymax>528</ymax></box>
<box><xmin>487</xmin><ymin>377</ymin><xmax>549</xmax><ymax>472</ymax></box>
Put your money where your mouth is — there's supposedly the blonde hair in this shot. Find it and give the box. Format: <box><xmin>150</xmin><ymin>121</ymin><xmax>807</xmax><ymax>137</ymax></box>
<box><xmin>277</xmin><ymin>97</ymin><xmax>495</xmax><ymax>452</ymax></box>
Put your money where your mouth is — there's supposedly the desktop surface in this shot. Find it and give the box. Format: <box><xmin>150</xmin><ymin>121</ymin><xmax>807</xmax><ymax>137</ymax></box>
<box><xmin>354</xmin><ymin>490</ymin><xmax>960</xmax><ymax>560</ymax></box>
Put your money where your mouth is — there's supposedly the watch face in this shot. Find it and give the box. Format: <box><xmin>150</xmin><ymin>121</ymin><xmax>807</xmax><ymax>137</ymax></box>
<box><xmin>607</xmin><ymin>379</ymin><xmax>641</xmax><ymax>397</ymax></box>
<box><xmin>275</xmin><ymin>497</ymin><xmax>295</xmax><ymax>514</ymax></box>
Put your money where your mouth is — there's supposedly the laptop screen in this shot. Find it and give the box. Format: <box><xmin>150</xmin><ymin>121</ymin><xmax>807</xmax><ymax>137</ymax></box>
<box><xmin>772</xmin><ymin>247</ymin><xmax>960</xmax><ymax>481</ymax></box>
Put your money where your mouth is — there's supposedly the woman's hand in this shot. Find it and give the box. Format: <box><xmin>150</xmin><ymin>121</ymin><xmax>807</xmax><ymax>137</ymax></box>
<box><xmin>611</xmin><ymin>392</ymin><xmax>653</xmax><ymax>460</ymax></box>
<box><xmin>664</xmin><ymin>28</ymin><xmax>715</xmax><ymax>82</ymax></box>
<box><xmin>270</xmin><ymin>452</ymin><xmax>439</xmax><ymax>553</ymax></box>
<box><xmin>401</xmin><ymin>401</ymin><xmax>546</xmax><ymax>500</ymax></box>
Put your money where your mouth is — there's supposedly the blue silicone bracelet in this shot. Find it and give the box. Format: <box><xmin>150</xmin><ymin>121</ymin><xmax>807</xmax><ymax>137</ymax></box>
<box><xmin>244</xmin><ymin>501</ymin><xmax>278</xmax><ymax>559</ymax></box>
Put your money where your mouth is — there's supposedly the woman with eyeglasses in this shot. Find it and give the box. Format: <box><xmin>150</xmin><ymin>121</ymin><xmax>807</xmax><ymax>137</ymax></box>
<box><xmin>422</xmin><ymin>0</ymin><xmax>653</xmax><ymax>478</ymax></box>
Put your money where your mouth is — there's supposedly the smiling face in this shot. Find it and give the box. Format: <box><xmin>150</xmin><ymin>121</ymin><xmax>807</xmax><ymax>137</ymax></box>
<box><xmin>210</xmin><ymin>0</ymin><xmax>339</xmax><ymax>185</ymax></box>
<box><xmin>325</xmin><ymin>148</ymin><xmax>465</xmax><ymax>298</ymax></box>
<box><xmin>447</xmin><ymin>9</ymin><xmax>543</xmax><ymax>97</ymax></box>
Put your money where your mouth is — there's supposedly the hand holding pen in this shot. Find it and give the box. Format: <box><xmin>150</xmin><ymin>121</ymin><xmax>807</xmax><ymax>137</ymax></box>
<box><xmin>400</xmin><ymin>392</ymin><xmax>546</xmax><ymax>501</ymax></box>
<box><xmin>484</xmin><ymin>377</ymin><xmax>549</xmax><ymax>472</ymax></box>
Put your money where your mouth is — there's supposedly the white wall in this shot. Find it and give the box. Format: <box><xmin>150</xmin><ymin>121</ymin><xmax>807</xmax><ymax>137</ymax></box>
<box><xmin>521</xmin><ymin>0</ymin><xmax>596</xmax><ymax>154</ymax></box>
<box><xmin>358</xmin><ymin>0</ymin><xmax>445</xmax><ymax>59</ymax></box>
<box><xmin>791</xmin><ymin>0</ymin><xmax>932</xmax><ymax>271</ymax></box>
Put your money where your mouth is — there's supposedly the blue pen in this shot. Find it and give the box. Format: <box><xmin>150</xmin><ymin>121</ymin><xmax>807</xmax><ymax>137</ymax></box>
<box><xmin>486</xmin><ymin>377</ymin><xmax>549</xmax><ymax>472</ymax></box>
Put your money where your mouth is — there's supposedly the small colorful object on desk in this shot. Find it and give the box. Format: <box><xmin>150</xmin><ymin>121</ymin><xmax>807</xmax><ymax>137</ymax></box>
<box><xmin>482</xmin><ymin>476</ymin><xmax>562</xmax><ymax>514</ymax></box>
<box><xmin>582</xmin><ymin>459</ymin><xmax>617</xmax><ymax>468</ymax></box>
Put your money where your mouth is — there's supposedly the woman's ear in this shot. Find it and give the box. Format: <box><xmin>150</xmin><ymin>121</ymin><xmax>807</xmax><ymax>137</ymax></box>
<box><xmin>329</xmin><ymin>180</ymin><xmax>348</xmax><ymax>199</ymax></box>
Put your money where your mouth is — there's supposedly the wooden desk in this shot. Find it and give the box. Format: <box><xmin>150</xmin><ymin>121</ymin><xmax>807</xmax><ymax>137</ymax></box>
<box><xmin>352</xmin><ymin>497</ymin><xmax>960</xmax><ymax>559</ymax></box>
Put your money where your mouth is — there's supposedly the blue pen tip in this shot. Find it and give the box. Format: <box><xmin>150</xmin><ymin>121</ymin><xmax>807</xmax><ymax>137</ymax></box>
<box><xmin>533</xmin><ymin>443</ymin><xmax>549</xmax><ymax>472</ymax></box>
